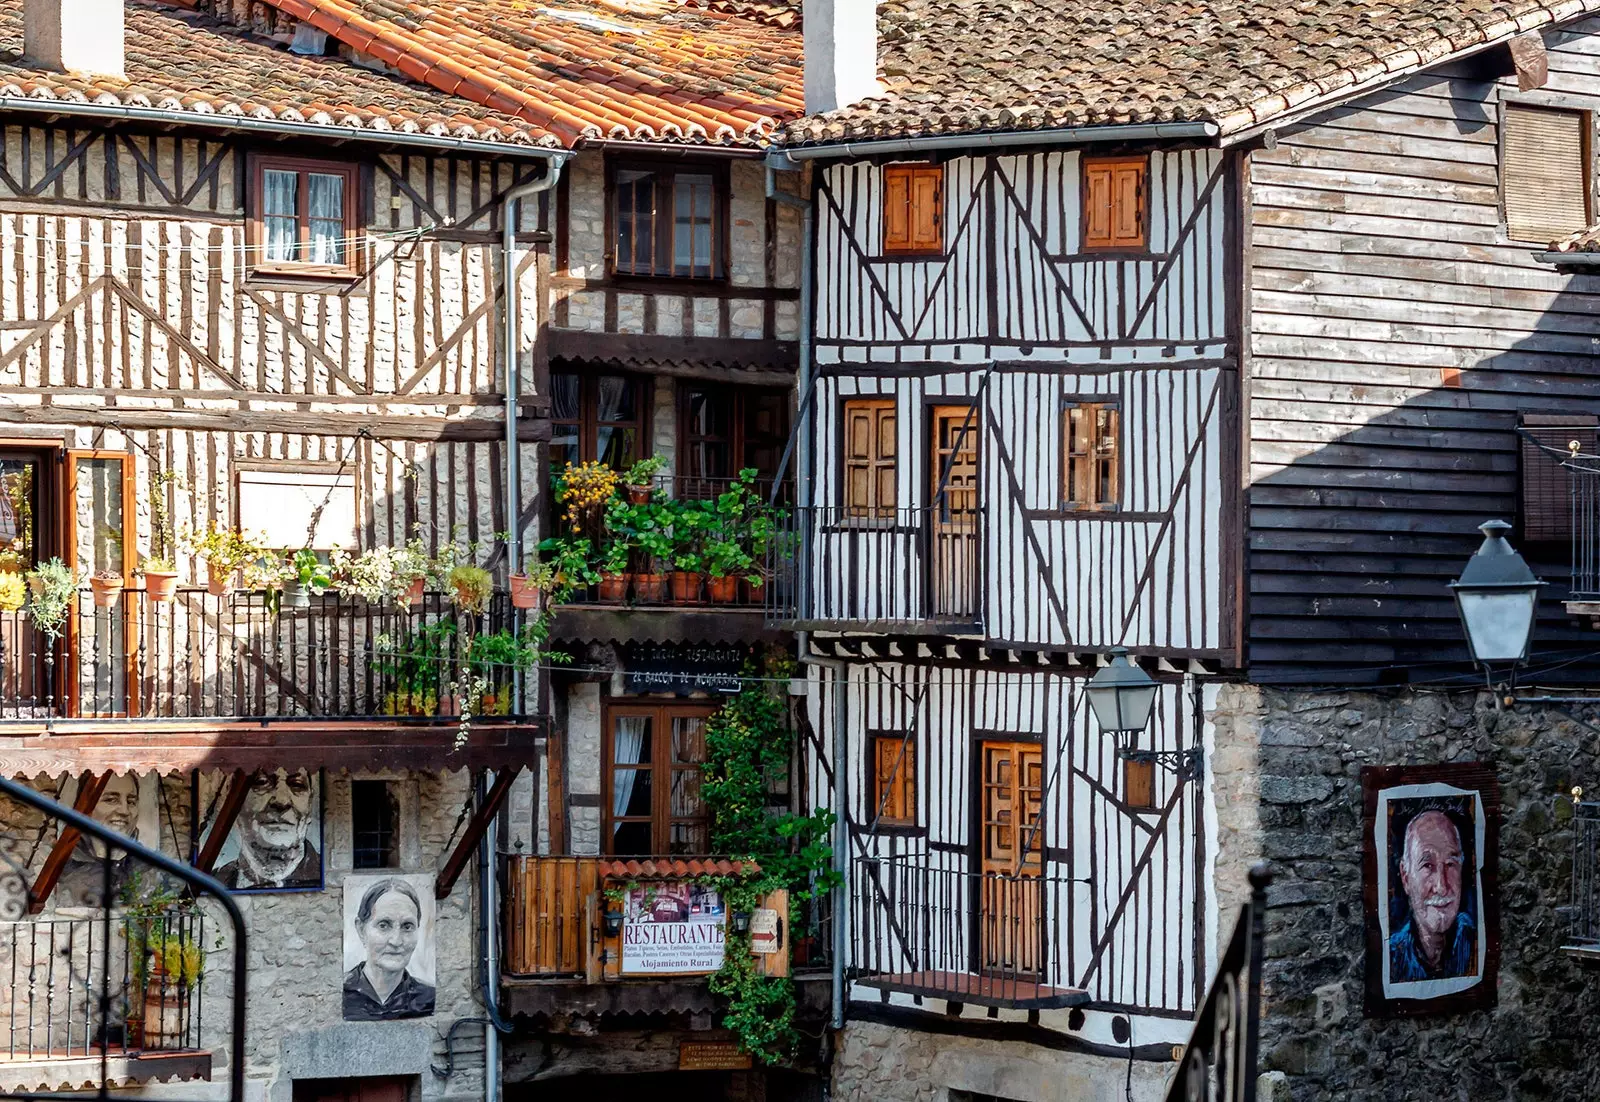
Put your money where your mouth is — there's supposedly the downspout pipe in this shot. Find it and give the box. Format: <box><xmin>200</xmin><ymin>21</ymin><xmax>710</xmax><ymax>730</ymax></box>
<box><xmin>478</xmin><ymin>770</ymin><xmax>516</xmax><ymax>1102</ymax></box>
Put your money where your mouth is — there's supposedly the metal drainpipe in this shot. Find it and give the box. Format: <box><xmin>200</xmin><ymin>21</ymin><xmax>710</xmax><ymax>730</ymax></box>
<box><xmin>488</xmin><ymin>153</ymin><xmax>564</xmax><ymax>1102</ymax></box>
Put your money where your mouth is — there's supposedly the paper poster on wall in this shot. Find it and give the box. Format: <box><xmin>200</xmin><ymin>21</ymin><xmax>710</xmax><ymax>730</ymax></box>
<box><xmin>193</xmin><ymin>769</ymin><xmax>325</xmax><ymax>892</ymax></box>
<box><xmin>55</xmin><ymin>773</ymin><xmax>161</xmax><ymax>910</ymax></box>
<box><xmin>621</xmin><ymin>881</ymin><xmax>726</xmax><ymax>974</ymax></box>
<box><xmin>342</xmin><ymin>873</ymin><xmax>436</xmax><ymax>1021</ymax></box>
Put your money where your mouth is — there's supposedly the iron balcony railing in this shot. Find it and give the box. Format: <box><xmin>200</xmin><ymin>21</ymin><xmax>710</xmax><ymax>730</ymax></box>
<box><xmin>0</xmin><ymin>588</ymin><xmax>539</xmax><ymax>721</ymax></box>
<box><xmin>3</xmin><ymin>910</ymin><xmax>208</xmax><ymax>1062</ymax></box>
<box><xmin>848</xmin><ymin>856</ymin><xmax>1078</xmax><ymax>1006</ymax></box>
<box><xmin>765</xmin><ymin>505</ymin><xmax>984</xmax><ymax>631</ymax></box>
<box><xmin>1566</xmin><ymin>799</ymin><xmax>1600</xmax><ymax>955</ymax></box>
<box><xmin>1573</xmin><ymin>465</ymin><xmax>1600</xmax><ymax>599</ymax></box>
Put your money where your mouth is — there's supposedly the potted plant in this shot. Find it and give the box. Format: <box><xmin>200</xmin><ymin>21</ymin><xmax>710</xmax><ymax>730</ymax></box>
<box><xmin>190</xmin><ymin>525</ymin><xmax>262</xmax><ymax>598</ymax></box>
<box><xmin>538</xmin><ymin>537</ymin><xmax>600</xmax><ymax>603</ymax></box>
<box><xmin>0</xmin><ymin>571</ymin><xmax>23</xmax><ymax>613</ymax></box>
<box><xmin>704</xmin><ymin>471</ymin><xmax>776</xmax><ymax>603</ymax></box>
<box><xmin>613</xmin><ymin>498</ymin><xmax>672</xmax><ymax>604</ymax></box>
<box><xmin>25</xmin><ymin>557</ymin><xmax>75</xmax><ymax>643</ymax></box>
<box><xmin>0</xmin><ymin>548</ymin><xmax>22</xmax><ymax>574</ymax></box>
<box><xmin>597</xmin><ymin>538</ymin><xmax>630</xmax><ymax>603</ymax></box>
<box><xmin>393</xmin><ymin>539</ymin><xmax>431</xmax><ymax>607</ymax></box>
<box><xmin>375</xmin><ymin>619</ymin><xmax>455</xmax><ymax>716</ymax></box>
<box><xmin>448</xmin><ymin>564</ymin><xmax>494</xmax><ymax>616</ymax></box>
<box><xmin>668</xmin><ymin>498</ymin><xmax>709</xmax><ymax>604</ymax></box>
<box><xmin>620</xmin><ymin>455</ymin><xmax>668</xmax><ymax>505</ymax></box>
<box><xmin>141</xmin><ymin>556</ymin><xmax>179</xmax><ymax>604</ymax></box>
<box><xmin>508</xmin><ymin>557</ymin><xmax>555</xmax><ymax>611</ymax></box>
<box><xmin>89</xmin><ymin>569</ymin><xmax>125</xmax><ymax>609</ymax></box>
<box><xmin>281</xmin><ymin>549</ymin><xmax>332</xmax><ymax>610</ymax></box>
<box><xmin>463</xmin><ymin>624</ymin><xmax>544</xmax><ymax>713</ymax></box>
<box><xmin>557</xmin><ymin>460</ymin><xmax>620</xmax><ymax>541</ymax></box>
<box><xmin>140</xmin><ymin>926</ymin><xmax>205</xmax><ymax>1049</ymax></box>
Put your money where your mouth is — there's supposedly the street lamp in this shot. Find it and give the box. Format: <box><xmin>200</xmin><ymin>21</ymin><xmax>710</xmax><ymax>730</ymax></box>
<box><xmin>1086</xmin><ymin>647</ymin><xmax>1202</xmax><ymax>782</ymax></box>
<box><xmin>1449</xmin><ymin>520</ymin><xmax>1544</xmax><ymax>668</ymax></box>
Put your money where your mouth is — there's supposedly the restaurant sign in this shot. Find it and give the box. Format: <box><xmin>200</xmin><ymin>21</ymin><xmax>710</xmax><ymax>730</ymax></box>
<box><xmin>621</xmin><ymin>881</ymin><xmax>727</xmax><ymax>974</ymax></box>
<box><xmin>622</xmin><ymin>643</ymin><xmax>746</xmax><ymax>696</ymax></box>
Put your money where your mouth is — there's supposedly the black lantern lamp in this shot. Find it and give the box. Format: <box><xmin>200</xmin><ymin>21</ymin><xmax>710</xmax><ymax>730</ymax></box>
<box><xmin>729</xmin><ymin>910</ymin><xmax>753</xmax><ymax>936</ymax></box>
<box><xmin>602</xmin><ymin>906</ymin><xmax>624</xmax><ymax>938</ymax></box>
<box><xmin>1086</xmin><ymin>647</ymin><xmax>1201</xmax><ymax>781</ymax></box>
<box><xmin>1449</xmin><ymin>520</ymin><xmax>1544</xmax><ymax>671</ymax></box>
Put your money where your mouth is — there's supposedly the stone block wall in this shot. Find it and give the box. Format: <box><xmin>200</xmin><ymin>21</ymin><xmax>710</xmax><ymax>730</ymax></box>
<box><xmin>1212</xmin><ymin>685</ymin><xmax>1600</xmax><ymax>1101</ymax></box>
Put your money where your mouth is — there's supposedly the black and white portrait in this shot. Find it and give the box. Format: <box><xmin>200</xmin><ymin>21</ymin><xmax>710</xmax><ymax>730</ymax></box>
<box><xmin>55</xmin><ymin>773</ymin><xmax>158</xmax><ymax>909</ymax></box>
<box><xmin>196</xmin><ymin>769</ymin><xmax>324</xmax><ymax>892</ymax></box>
<box><xmin>342</xmin><ymin>873</ymin><xmax>436</xmax><ymax>1021</ymax></box>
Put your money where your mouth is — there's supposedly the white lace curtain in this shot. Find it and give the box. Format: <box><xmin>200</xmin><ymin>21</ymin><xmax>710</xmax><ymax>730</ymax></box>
<box><xmin>611</xmin><ymin>715</ymin><xmax>649</xmax><ymax>821</ymax></box>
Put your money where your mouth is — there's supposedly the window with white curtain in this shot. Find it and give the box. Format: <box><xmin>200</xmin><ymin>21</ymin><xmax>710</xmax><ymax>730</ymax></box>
<box><xmin>604</xmin><ymin>704</ymin><xmax>713</xmax><ymax>855</ymax></box>
<box><xmin>249</xmin><ymin>155</ymin><xmax>359</xmax><ymax>277</ymax></box>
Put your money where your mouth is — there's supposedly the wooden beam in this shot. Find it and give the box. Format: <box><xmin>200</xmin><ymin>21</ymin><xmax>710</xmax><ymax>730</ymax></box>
<box><xmin>192</xmin><ymin>769</ymin><xmax>249</xmax><ymax>876</ymax></box>
<box><xmin>435</xmin><ymin>769</ymin><xmax>519</xmax><ymax>900</ymax></box>
<box><xmin>28</xmin><ymin>772</ymin><xmax>109</xmax><ymax>914</ymax></box>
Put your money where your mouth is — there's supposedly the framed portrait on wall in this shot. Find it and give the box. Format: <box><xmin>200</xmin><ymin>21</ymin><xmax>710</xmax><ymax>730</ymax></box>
<box><xmin>192</xmin><ymin>769</ymin><xmax>325</xmax><ymax>892</ymax></box>
<box><xmin>1362</xmin><ymin>762</ymin><xmax>1501</xmax><ymax>1018</ymax></box>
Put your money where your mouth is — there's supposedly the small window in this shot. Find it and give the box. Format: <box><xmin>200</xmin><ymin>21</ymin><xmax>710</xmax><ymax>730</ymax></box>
<box><xmin>351</xmin><ymin>780</ymin><xmax>398</xmax><ymax>869</ymax></box>
<box><xmin>610</xmin><ymin>162</ymin><xmax>725</xmax><ymax>279</ymax></box>
<box><xmin>1082</xmin><ymin>155</ymin><xmax>1147</xmax><ymax>251</ymax></box>
<box><xmin>237</xmin><ymin>467</ymin><xmax>358</xmax><ymax>551</ymax></box>
<box><xmin>604</xmin><ymin>704</ymin><xmax>714</xmax><ymax>856</ymax></box>
<box><xmin>679</xmin><ymin>385</ymin><xmax>791</xmax><ymax>495</ymax></box>
<box><xmin>883</xmin><ymin>163</ymin><xmax>943</xmax><ymax>255</ymax></box>
<box><xmin>248</xmin><ymin>155</ymin><xmax>360</xmax><ymax>277</ymax></box>
<box><xmin>842</xmin><ymin>398</ymin><xmax>897</xmax><ymax>518</ymax></box>
<box><xmin>871</xmin><ymin>733</ymin><xmax>916</xmax><ymax>826</ymax></box>
<box><xmin>1062</xmin><ymin>401</ymin><xmax>1120</xmax><ymax>510</ymax></box>
<box><xmin>1503</xmin><ymin>104</ymin><xmax>1592</xmax><ymax>244</ymax></box>
<box><xmin>550</xmin><ymin>371</ymin><xmax>648</xmax><ymax>471</ymax></box>
<box><xmin>1519</xmin><ymin>412</ymin><xmax>1599</xmax><ymax>542</ymax></box>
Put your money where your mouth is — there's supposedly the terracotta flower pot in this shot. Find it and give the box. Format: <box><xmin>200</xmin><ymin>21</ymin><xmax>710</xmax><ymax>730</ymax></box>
<box><xmin>597</xmin><ymin>572</ymin><xmax>630</xmax><ymax>603</ymax></box>
<box><xmin>706</xmin><ymin>575</ymin><xmax>738</xmax><ymax>603</ymax></box>
<box><xmin>144</xmin><ymin>570</ymin><xmax>179</xmax><ymax>604</ymax></box>
<box><xmin>438</xmin><ymin>694</ymin><xmax>463</xmax><ymax>717</ymax></box>
<box><xmin>633</xmin><ymin>572</ymin><xmax>669</xmax><ymax>604</ymax></box>
<box><xmin>398</xmin><ymin>577</ymin><xmax>425</xmax><ymax>608</ymax></box>
<box><xmin>205</xmin><ymin>565</ymin><xmax>233</xmax><ymax>597</ymax></box>
<box><xmin>741</xmin><ymin>577</ymin><xmax>766</xmax><ymax>605</ymax></box>
<box><xmin>508</xmin><ymin>574</ymin><xmax>543</xmax><ymax>610</ymax></box>
<box><xmin>89</xmin><ymin>575</ymin><xmax>125</xmax><ymax>609</ymax></box>
<box><xmin>669</xmin><ymin>571</ymin><xmax>704</xmax><ymax>604</ymax></box>
<box><xmin>625</xmin><ymin>484</ymin><xmax>652</xmax><ymax>505</ymax></box>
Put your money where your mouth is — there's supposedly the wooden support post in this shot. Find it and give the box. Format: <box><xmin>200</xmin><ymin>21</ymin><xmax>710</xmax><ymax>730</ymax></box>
<box><xmin>435</xmin><ymin>768</ymin><xmax>518</xmax><ymax>900</ymax></box>
<box><xmin>193</xmin><ymin>769</ymin><xmax>250</xmax><ymax>876</ymax></box>
<box><xmin>28</xmin><ymin>771</ymin><xmax>110</xmax><ymax>914</ymax></box>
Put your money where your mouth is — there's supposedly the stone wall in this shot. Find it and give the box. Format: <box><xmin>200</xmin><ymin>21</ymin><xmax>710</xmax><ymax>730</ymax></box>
<box><xmin>1212</xmin><ymin>685</ymin><xmax>1600</xmax><ymax>1101</ymax></box>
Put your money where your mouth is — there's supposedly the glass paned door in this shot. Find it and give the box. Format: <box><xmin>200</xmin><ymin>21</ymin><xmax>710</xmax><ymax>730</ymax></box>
<box><xmin>0</xmin><ymin>451</ymin><xmax>50</xmax><ymax>715</ymax></box>
<box><xmin>67</xmin><ymin>453</ymin><xmax>134</xmax><ymax>717</ymax></box>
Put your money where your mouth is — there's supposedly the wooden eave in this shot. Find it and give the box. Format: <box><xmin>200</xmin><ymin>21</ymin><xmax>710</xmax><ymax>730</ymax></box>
<box><xmin>0</xmin><ymin>719</ymin><xmax>544</xmax><ymax>776</ymax></box>
<box><xmin>854</xmin><ymin>971</ymin><xmax>1091</xmax><ymax>1011</ymax></box>
<box><xmin>0</xmin><ymin>1048</ymin><xmax>211</xmax><ymax>1095</ymax></box>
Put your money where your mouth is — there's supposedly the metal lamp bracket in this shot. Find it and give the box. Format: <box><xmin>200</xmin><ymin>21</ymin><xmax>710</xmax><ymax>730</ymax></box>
<box><xmin>1119</xmin><ymin>746</ymin><xmax>1204</xmax><ymax>783</ymax></box>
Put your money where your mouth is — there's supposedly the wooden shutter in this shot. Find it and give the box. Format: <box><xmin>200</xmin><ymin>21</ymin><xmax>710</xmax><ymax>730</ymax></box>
<box><xmin>1503</xmin><ymin>104</ymin><xmax>1591</xmax><ymax>244</ymax></box>
<box><xmin>1520</xmin><ymin>412</ymin><xmax>1598</xmax><ymax>541</ymax></box>
<box><xmin>872</xmin><ymin>734</ymin><xmax>916</xmax><ymax>825</ymax></box>
<box><xmin>1083</xmin><ymin>155</ymin><xmax>1147</xmax><ymax>250</ymax></box>
<box><xmin>843</xmin><ymin>398</ymin><xmax>896</xmax><ymax>517</ymax></box>
<box><xmin>883</xmin><ymin>164</ymin><xmax>943</xmax><ymax>254</ymax></box>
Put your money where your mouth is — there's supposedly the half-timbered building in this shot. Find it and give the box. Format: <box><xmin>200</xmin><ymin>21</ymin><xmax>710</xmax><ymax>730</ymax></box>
<box><xmin>776</xmin><ymin>3</ymin><xmax>1600</xmax><ymax>1101</ymax></box>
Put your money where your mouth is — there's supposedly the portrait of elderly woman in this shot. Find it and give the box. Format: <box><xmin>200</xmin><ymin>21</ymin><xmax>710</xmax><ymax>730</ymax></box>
<box><xmin>342</xmin><ymin>874</ymin><xmax>436</xmax><ymax>1021</ymax></box>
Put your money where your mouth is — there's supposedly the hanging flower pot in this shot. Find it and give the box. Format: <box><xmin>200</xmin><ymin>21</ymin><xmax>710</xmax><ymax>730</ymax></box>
<box><xmin>144</xmin><ymin>569</ymin><xmax>179</xmax><ymax>604</ymax></box>
<box><xmin>280</xmin><ymin>579</ymin><xmax>311</xmax><ymax>610</ymax></box>
<box><xmin>633</xmin><ymin>572</ymin><xmax>669</xmax><ymax>604</ymax></box>
<box><xmin>90</xmin><ymin>572</ymin><xmax>125</xmax><ymax>609</ymax></box>
<box><xmin>508</xmin><ymin>574</ymin><xmax>543</xmax><ymax>610</ymax></box>
<box><xmin>597</xmin><ymin>572</ymin><xmax>629</xmax><ymax>603</ymax></box>
<box><xmin>205</xmin><ymin>564</ymin><xmax>234</xmax><ymax>598</ymax></box>
<box><xmin>399</xmin><ymin>576</ymin><xmax>425</xmax><ymax>608</ymax></box>
<box><xmin>669</xmin><ymin>571</ymin><xmax>704</xmax><ymax>604</ymax></box>
<box><xmin>705</xmin><ymin>575</ymin><xmax>738</xmax><ymax>603</ymax></box>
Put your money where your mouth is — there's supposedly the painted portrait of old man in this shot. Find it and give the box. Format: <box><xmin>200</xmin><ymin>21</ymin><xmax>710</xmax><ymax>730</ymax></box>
<box><xmin>1363</xmin><ymin>763</ymin><xmax>1500</xmax><ymax>1017</ymax></box>
<box><xmin>194</xmin><ymin>768</ymin><xmax>324</xmax><ymax>892</ymax></box>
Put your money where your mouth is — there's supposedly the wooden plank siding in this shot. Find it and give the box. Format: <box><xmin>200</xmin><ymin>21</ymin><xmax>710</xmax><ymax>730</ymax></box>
<box><xmin>1245</xmin><ymin>22</ymin><xmax>1600</xmax><ymax>683</ymax></box>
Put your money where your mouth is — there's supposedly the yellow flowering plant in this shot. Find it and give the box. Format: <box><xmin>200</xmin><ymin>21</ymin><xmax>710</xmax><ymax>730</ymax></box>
<box><xmin>556</xmin><ymin>461</ymin><xmax>620</xmax><ymax>540</ymax></box>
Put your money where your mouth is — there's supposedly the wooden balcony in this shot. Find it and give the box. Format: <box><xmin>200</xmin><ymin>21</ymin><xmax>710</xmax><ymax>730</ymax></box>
<box><xmin>0</xmin><ymin>588</ymin><xmax>538</xmax><ymax>723</ymax></box>
<box><xmin>500</xmin><ymin>855</ymin><xmax>819</xmax><ymax>1021</ymax></box>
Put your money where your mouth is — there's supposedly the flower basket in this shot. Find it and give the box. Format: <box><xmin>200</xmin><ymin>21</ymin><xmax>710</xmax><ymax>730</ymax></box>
<box><xmin>598</xmin><ymin>572</ymin><xmax>629</xmax><ymax>603</ymax></box>
<box><xmin>508</xmin><ymin>574</ymin><xmax>543</xmax><ymax>611</ymax></box>
<box><xmin>144</xmin><ymin>570</ymin><xmax>179</xmax><ymax>604</ymax></box>
<box><xmin>633</xmin><ymin>572</ymin><xmax>669</xmax><ymax>604</ymax></box>
<box><xmin>205</xmin><ymin>564</ymin><xmax>233</xmax><ymax>597</ymax></box>
<box><xmin>705</xmin><ymin>576</ymin><xmax>738</xmax><ymax>603</ymax></box>
<box><xmin>669</xmin><ymin>571</ymin><xmax>704</xmax><ymax>604</ymax></box>
<box><xmin>89</xmin><ymin>574</ymin><xmax>125</xmax><ymax>609</ymax></box>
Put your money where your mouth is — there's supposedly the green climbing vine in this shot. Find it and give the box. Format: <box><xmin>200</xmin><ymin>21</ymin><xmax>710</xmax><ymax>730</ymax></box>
<box><xmin>700</xmin><ymin>652</ymin><xmax>839</xmax><ymax>1064</ymax></box>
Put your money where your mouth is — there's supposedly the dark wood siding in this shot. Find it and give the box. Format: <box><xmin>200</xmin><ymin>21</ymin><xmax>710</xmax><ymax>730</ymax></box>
<box><xmin>1246</xmin><ymin>22</ymin><xmax>1600</xmax><ymax>684</ymax></box>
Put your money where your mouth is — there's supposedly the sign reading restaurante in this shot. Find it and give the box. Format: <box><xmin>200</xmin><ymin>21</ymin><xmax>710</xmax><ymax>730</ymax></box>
<box><xmin>621</xmin><ymin>881</ymin><xmax>727</xmax><ymax>974</ymax></box>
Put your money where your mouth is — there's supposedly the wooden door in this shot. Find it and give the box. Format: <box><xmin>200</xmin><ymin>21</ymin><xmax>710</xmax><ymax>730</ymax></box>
<box><xmin>293</xmin><ymin>1077</ymin><xmax>409</xmax><ymax>1102</ymax></box>
<box><xmin>64</xmin><ymin>451</ymin><xmax>138</xmax><ymax>718</ymax></box>
<box><xmin>977</xmin><ymin>740</ymin><xmax>1043</xmax><ymax>977</ymax></box>
<box><xmin>928</xmin><ymin>405</ymin><xmax>979</xmax><ymax>620</ymax></box>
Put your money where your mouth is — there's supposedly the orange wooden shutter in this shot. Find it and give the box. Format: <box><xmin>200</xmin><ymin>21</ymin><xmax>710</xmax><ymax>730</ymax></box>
<box><xmin>883</xmin><ymin>166</ymin><xmax>912</xmax><ymax>252</ymax></box>
<box><xmin>844</xmin><ymin>398</ymin><xmax>896</xmax><ymax>515</ymax></box>
<box><xmin>1111</xmin><ymin>163</ymin><xmax>1145</xmax><ymax>246</ymax></box>
<box><xmin>1083</xmin><ymin>162</ymin><xmax>1113</xmax><ymax>248</ymax></box>
<box><xmin>1083</xmin><ymin>155</ymin><xmax>1147</xmax><ymax>250</ymax></box>
<box><xmin>873</xmin><ymin>735</ymin><xmax>916</xmax><ymax>823</ymax></box>
<box><xmin>910</xmin><ymin>166</ymin><xmax>943</xmax><ymax>252</ymax></box>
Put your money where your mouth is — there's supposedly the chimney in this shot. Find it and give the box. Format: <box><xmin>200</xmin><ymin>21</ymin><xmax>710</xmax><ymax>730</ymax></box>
<box><xmin>804</xmin><ymin>0</ymin><xmax>880</xmax><ymax>114</ymax></box>
<box><xmin>25</xmin><ymin>0</ymin><xmax>125</xmax><ymax>78</ymax></box>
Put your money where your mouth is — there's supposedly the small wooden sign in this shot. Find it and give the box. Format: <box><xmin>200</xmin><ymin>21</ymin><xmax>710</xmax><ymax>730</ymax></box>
<box><xmin>750</xmin><ymin>908</ymin><xmax>781</xmax><ymax>954</ymax></box>
<box><xmin>679</xmin><ymin>1041</ymin><xmax>752</xmax><ymax>1071</ymax></box>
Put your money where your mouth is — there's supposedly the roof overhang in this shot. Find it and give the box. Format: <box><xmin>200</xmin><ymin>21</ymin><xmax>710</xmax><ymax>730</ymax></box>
<box><xmin>767</xmin><ymin>120</ymin><xmax>1220</xmax><ymax>165</ymax></box>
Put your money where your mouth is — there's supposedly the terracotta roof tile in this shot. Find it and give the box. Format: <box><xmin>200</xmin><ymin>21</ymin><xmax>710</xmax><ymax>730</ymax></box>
<box><xmin>254</xmin><ymin>0</ymin><xmax>804</xmax><ymax>147</ymax></box>
<box><xmin>1550</xmin><ymin>224</ymin><xmax>1600</xmax><ymax>252</ymax></box>
<box><xmin>0</xmin><ymin>0</ymin><xmax>555</xmax><ymax>146</ymax></box>
<box><xmin>788</xmin><ymin>0</ymin><xmax>1600</xmax><ymax>144</ymax></box>
<box><xmin>597</xmin><ymin>857</ymin><xmax>761</xmax><ymax>878</ymax></box>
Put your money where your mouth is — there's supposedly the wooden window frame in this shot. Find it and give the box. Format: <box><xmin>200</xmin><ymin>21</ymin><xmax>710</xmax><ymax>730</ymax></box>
<box><xmin>601</xmin><ymin>701</ymin><xmax>717</xmax><ymax>857</ymax></box>
<box><xmin>246</xmin><ymin>154</ymin><xmax>363</xmax><ymax>280</ymax></box>
<box><xmin>839</xmin><ymin>397</ymin><xmax>898</xmax><ymax>521</ymax></box>
<box><xmin>1499</xmin><ymin>96</ymin><xmax>1595</xmax><ymax>245</ymax></box>
<box><xmin>63</xmin><ymin>450</ymin><xmax>138</xmax><ymax>719</ymax></box>
<box><xmin>1080</xmin><ymin>153</ymin><xmax>1149</xmax><ymax>253</ymax></box>
<box><xmin>869</xmin><ymin>731</ymin><xmax>918</xmax><ymax>829</ymax></box>
<box><xmin>677</xmin><ymin>384</ymin><xmax>792</xmax><ymax>489</ymax></box>
<box><xmin>550</xmin><ymin>371</ymin><xmax>650</xmax><ymax>472</ymax></box>
<box><xmin>882</xmin><ymin>162</ymin><xmax>945</xmax><ymax>257</ymax></box>
<box><xmin>1060</xmin><ymin>398</ymin><xmax>1120</xmax><ymax>512</ymax></box>
<box><xmin>604</xmin><ymin>157</ymin><xmax>731</xmax><ymax>284</ymax></box>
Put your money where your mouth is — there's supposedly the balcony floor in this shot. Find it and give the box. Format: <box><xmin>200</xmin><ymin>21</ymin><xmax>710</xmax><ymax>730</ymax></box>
<box><xmin>0</xmin><ymin>1046</ymin><xmax>210</xmax><ymax>1093</ymax></box>
<box><xmin>855</xmin><ymin>969</ymin><xmax>1090</xmax><ymax>1010</ymax></box>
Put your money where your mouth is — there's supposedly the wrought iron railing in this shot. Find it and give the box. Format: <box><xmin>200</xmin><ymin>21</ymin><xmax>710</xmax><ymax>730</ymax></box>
<box><xmin>1573</xmin><ymin>466</ymin><xmax>1600</xmax><ymax>599</ymax></box>
<box><xmin>0</xmin><ymin>588</ymin><xmax>540</xmax><ymax>721</ymax></box>
<box><xmin>848</xmin><ymin>856</ymin><xmax>1073</xmax><ymax>1004</ymax></box>
<box><xmin>765</xmin><ymin>505</ymin><xmax>984</xmax><ymax>630</ymax></box>
<box><xmin>2</xmin><ymin>910</ymin><xmax>208</xmax><ymax>1061</ymax></box>
<box><xmin>1567</xmin><ymin>799</ymin><xmax>1600</xmax><ymax>953</ymax></box>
